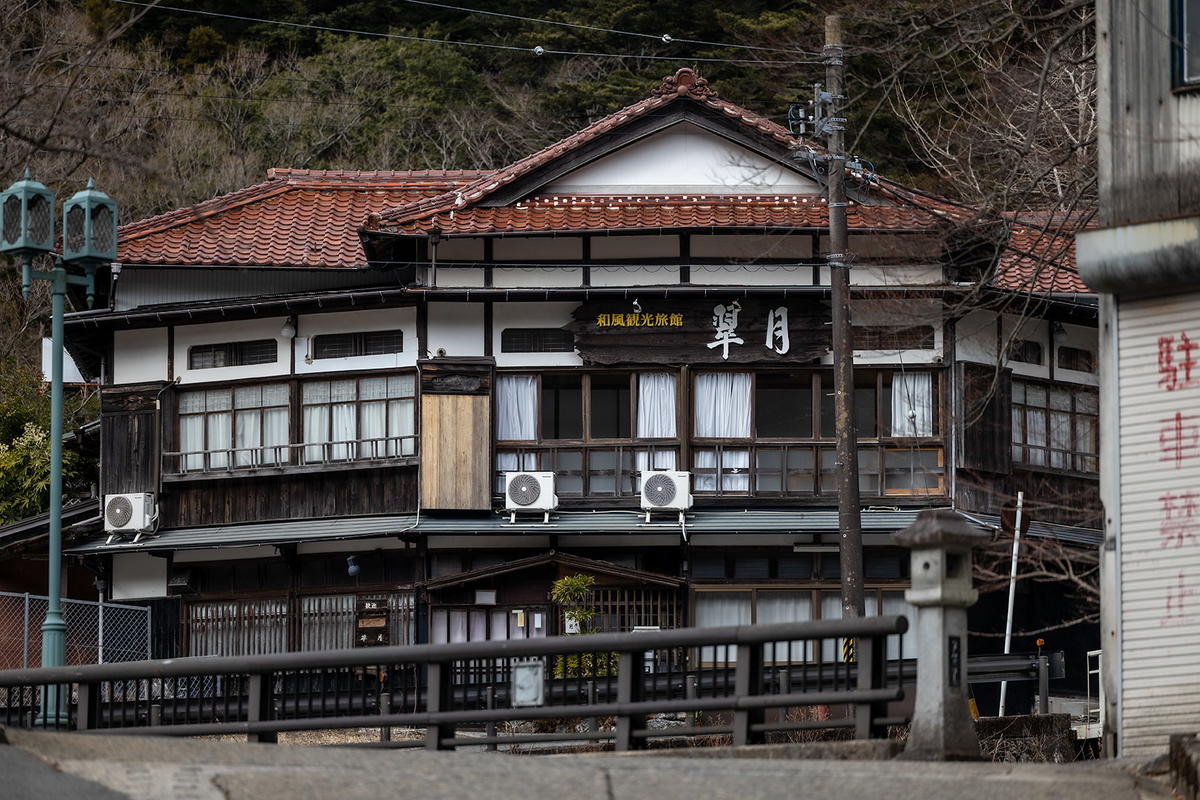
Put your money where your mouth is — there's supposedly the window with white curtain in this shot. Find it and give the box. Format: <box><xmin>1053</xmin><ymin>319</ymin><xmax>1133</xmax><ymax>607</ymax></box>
<box><xmin>179</xmin><ymin>384</ymin><xmax>288</xmax><ymax>471</ymax></box>
<box><xmin>495</xmin><ymin>372</ymin><xmax>679</xmax><ymax>494</ymax></box>
<box><xmin>693</xmin><ymin>372</ymin><xmax>751</xmax><ymax>491</ymax></box>
<box><xmin>302</xmin><ymin>375</ymin><xmax>415</xmax><ymax>464</ymax></box>
<box><xmin>1011</xmin><ymin>379</ymin><xmax>1098</xmax><ymax>472</ymax></box>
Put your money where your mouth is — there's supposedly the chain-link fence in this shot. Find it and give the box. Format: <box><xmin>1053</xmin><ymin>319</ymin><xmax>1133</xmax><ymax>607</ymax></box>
<box><xmin>0</xmin><ymin>592</ymin><xmax>151</xmax><ymax>670</ymax></box>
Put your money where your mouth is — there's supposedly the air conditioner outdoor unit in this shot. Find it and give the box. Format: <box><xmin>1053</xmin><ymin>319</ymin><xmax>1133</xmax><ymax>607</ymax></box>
<box><xmin>640</xmin><ymin>470</ymin><xmax>692</xmax><ymax>524</ymax></box>
<box><xmin>504</xmin><ymin>472</ymin><xmax>558</xmax><ymax>523</ymax></box>
<box><xmin>104</xmin><ymin>493</ymin><xmax>156</xmax><ymax>544</ymax></box>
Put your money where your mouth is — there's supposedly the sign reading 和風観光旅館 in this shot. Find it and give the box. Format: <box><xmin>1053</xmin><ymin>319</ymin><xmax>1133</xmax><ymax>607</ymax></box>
<box><xmin>566</xmin><ymin>297</ymin><xmax>830</xmax><ymax>365</ymax></box>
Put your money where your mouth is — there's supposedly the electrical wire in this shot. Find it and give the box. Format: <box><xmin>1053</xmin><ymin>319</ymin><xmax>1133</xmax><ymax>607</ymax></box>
<box><xmin>396</xmin><ymin>0</ymin><xmax>825</xmax><ymax>56</ymax></box>
<box><xmin>110</xmin><ymin>0</ymin><xmax>824</xmax><ymax>66</ymax></box>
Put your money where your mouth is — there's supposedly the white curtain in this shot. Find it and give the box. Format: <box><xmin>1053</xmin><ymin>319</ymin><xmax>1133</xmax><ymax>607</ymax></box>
<box><xmin>757</xmin><ymin>591</ymin><xmax>813</xmax><ymax>662</ymax></box>
<box><xmin>234</xmin><ymin>410</ymin><xmax>261</xmax><ymax>467</ymax></box>
<box><xmin>694</xmin><ymin>591</ymin><xmax>751</xmax><ymax>664</ymax></box>
<box><xmin>693</xmin><ymin>373</ymin><xmax>751</xmax><ymax>491</ymax></box>
<box><xmin>821</xmin><ymin>593</ymin><xmax>844</xmax><ymax>663</ymax></box>
<box><xmin>891</xmin><ymin>372</ymin><xmax>933</xmax><ymax>437</ymax></box>
<box><xmin>497</xmin><ymin>374</ymin><xmax>538</xmax><ymax>473</ymax></box>
<box><xmin>361</xmin><ymin>401</ymin><xmax>386</xmax><ymax>458</ymax></box>
<box><xmin>880</xmin><ymin>592</ymin><xmax>918</xmax><ymax>660</ymax></box>
<box><xmin>180</xmin><ymin>415</ymin><xmax>205</xmax><ymax>472</ymax></box>
<box><xmin>636</xmin><ymin>373</ymin><xmax>677</xmax><ymax>475</ymax></box>
<box><xmin>390</xmin><ymin>398</ymin><xmax>415</xmax><ymax>456</ymax></box>
<box><xmin>207</xmin><ymin>412</ymin><xmax>231</xmax><ymax>470</ymax></box>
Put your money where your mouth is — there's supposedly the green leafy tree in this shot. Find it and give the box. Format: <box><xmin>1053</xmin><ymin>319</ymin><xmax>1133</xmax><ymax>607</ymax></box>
<box><xmin>551</xmin><ymin>573</ymin><xmax>618</xmax><ymax>678</ymax></box>
<box><xmin>0</xmin><ymin>422</ymin><xmax>82</xmax><ymax>525</ymax></box>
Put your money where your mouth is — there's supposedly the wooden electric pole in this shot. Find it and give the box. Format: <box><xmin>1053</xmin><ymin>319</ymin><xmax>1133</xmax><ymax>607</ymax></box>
<box><xmin>825</xmin><ymin>15</ymin><xmax>865</xmax><ymax>622</ymax></box>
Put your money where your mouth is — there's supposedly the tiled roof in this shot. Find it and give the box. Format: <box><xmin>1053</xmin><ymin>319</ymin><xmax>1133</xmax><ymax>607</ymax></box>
<box><xmin>117</xmin><ymin>169</ymin><xmax>486</xmax><ymax>268</ymax></box>
<box><xmin>994</xmin><ymin>214</ymin><xmax>1095</xmax><ymax>294</ymax></box>
<box><xmin>384</xmin><ymin>194</ymin><xmax>949</xmax><ymax>235</ymax></box>
<box><xmin>367</xmin><ymin>68</ymin><xmax>807</xmax><ymax>231</ymax></box>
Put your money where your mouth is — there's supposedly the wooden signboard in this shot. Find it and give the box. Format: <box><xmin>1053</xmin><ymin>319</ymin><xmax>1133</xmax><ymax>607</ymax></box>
<box><xmin>566</xmin><ymin>297</ymin><xmax>830</xmax><ymax>365</ymax></box>
<box><xmin>355</xmin><ymin>597</ymin><xmax>390</xmax><ymax>648</ymax></box>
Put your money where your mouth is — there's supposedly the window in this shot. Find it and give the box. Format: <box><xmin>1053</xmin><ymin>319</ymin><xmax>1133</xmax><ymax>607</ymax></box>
<box><xmin>1012</xmin><ymin>379</ymin><xmax>1098</xmax><ymax>472</ymax></box>
<box><xmin>312</xmin><ymin>330</ymin><xmax>403</xmax><ymax>359</ymax></box>
<box><xmin>178</xmin><ymin>384</ymin><xmax>289</xmax><ymax>471</ymax></box>
<box><xmin>1057</xmin><ymin>346</ymin><xmax>1096</xmax><ymax>373</ymax></box>
<box><xmin>495</xmin><ymin>372</ymin><xmax>678</xmax><ymax>496</ymax></box>
<box><xmin>1177</xmin><ymin>0</ymin><xmax>1200</xmax><ymax>87</ymax></box>
<box><xmin>853</xmin><ymin>325</ymin><xmax>935</xmax><ymax>350</ymax></box>
<box><xmin>188</xmin><ymin>339</ymin><xmax>277</xmax><ymax>369</ymax></box>
<box><xmin>691</xmin><ymin>370</ymin><xmax>942</xmax><ymax>496</ymax></box>
<box><xmin>302</xmin><ymin>375</ymin><xmax>416</xmax><ymax>463</ymax></box>
<box><xmin>1008</xmin><ymin>339</ymin><xmax>1044</xmax><ymax>365</ymax></box>
<box><xmin>501</xmin><ymin>328</ymin><xmax>575</xmax><ymax>353</ymax></box>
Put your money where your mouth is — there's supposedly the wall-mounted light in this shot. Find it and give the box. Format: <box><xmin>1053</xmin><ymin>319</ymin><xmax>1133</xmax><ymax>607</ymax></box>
<box><xmin>1051</xmin><ymin>321</ymin><xmax>1067</xmax><ymax>344</ymax></box>
<box><xmin>281</xmin><ymin>316</ymin><xmax>297</xmax><ymax>339</ymax></box>
<box><xmin>346</xmin><ymin>555</ymin><xmax>360</xmax><ymax>577</ymax></box>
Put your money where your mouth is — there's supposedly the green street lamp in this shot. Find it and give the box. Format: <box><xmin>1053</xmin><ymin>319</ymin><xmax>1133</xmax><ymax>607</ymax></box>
<box><xmin>0</xmin><ymin>172</ymin><xmax>117</xmax><ymax>726</ymax></box>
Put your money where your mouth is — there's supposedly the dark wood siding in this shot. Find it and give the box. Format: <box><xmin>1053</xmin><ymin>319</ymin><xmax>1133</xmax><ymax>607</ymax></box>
<box><xmin>956</xmin><ymin>362</ymin><xmax>1012</xmax><ymax>474</ymax></box>
<box><xmin>100</xmin><ymin>383</ymin><xmax>167</xmax><ymax>495</ymax></box>
<box><xmin>163</xmin><ymin>466</ymin><xmax>417</xmax><ymax>528</ymax></box>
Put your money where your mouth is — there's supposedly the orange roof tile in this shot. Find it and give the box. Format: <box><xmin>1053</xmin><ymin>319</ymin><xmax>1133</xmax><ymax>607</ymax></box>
<box><xmin>383</xmin><ymin>194</ymin><xmax>948</xmax><ymax>235</ymax></box>
<box><xmin>117</xmin><ymin>169</ymin><xmax>486</xmax><ymax>268</ymax></box>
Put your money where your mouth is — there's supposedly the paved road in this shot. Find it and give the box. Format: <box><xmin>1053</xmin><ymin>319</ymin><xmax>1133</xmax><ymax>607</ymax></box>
<box><xmin>0</xmin><ymin>727</ymin><xmax>1178</xmax><ymax>800</ymax></box>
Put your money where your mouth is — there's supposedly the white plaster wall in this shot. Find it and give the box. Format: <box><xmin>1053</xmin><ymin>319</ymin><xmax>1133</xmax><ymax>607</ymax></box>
<box><xmin>492</xmin><ymin>266</ymin><xmax>583</xmax><ymax>288</ymax></box>
<box><xmin>428</xmin><ymin>302</ymin><xmax>485</xmax><ymax>358</ymax></box>
<box><xmin>173</xmin><ymin>546</ymin><xmax>278</xmax><ymax>563</ymax></box>
<box><xmin>174</xmin><ymin>317</ymin><xmax>290</xmax><ymax>386</ymax></box>
<box><xmin>42</xmin><ymin>339</ymin><xmax>85</xmax><ymax>383</ymax></box>
<box><xmin>494</xmin><ymin>302</ymin><xmax>583</xmax><ymax>367</ymax></box>
<box><xmin>544</xmin><ymin>122</ymin><xmax>821</xmax><ymax>195</ymax></box>
<box><xmin>435</xmin><ymin>267</ymin><xmax>486</xmax><ymax>288</ymax></box>
<box><xmin>111</xmin><ymin>552</ymin><xmax>167</xmax><ymax>599</ymax></box>
<box><xmin>591</xmin><ymin>235</ymin><xmax>679</xmax><ymax>260</ymax></box>
<box><xmin>113</xmin><ymin>328</ymin><xmax>169</xmax><ymax>384</ymax></box>
<box><xmin>1054</xmin><ymin>321</ymin><xmax>1100</xmax><ymax>386</ymax></box>
<box><xmin>493</xmin><ymin>237</ymin><xmax>583</xmax><ymax>261</ymax></box>
<box><xmin>690</xmin><ymin>263</ymin><xmax>814</xmax><ymax>286</ymax></box>
<box><xmin>816</xmin><ymin>264</ymin><xmax>944</xmax><ymax>286</ymax></box>
<box><xmin>589</xmin><ymin>264</ymin><xmax>681</xmax><ymax>287</ymax></box>
<box><xmin>691</xmin><ymin>233</ymin><xmax>812</xmax><ymax>260</ymax></box>
<box><xmin>955</xmin><ymin>310</ymin><xmax>999</xmax><ymax>366</ymax></box>
<box><xmin>848</xmin><ymin>298</ymin><xmax>944</xmax><ymax>365</ymax></box>
<box><xmin>294</xmin><ymin>307</ymin><xmax>417</xmax><ymax>374</ymax></box>
<box><xmin>1001</xmin><ymin>313</ymin><xmax>1051</xmax><ymax>381</ymax></box>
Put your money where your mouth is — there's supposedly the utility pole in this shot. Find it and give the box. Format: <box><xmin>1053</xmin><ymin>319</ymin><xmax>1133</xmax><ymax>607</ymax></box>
<box><xmin>825</xmin><ymin>15</ymin><xmax>865</xmax><ymax>623</ymax></box>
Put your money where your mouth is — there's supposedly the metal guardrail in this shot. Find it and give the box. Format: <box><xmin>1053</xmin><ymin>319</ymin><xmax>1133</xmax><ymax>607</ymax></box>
<box><xmin>0</xmin><ymin>616</ymin><xmax>908</xmax><ymax>751</ymax></box>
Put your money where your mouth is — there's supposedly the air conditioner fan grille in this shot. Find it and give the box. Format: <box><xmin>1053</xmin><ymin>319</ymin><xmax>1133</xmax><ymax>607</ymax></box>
<box><xmin>107</xmin><ymin>496</ymin><xmax>134</xmax><ymax>528</ymax></box>
<box><xmin>643</xmin><ymin>473</ymin><xmax>678</xmax><ymax>507</ymax></box>
<box><xmin>507</xmin><ymin>474</ymin><xmax>542</xmax><ymax>506</ymax></box>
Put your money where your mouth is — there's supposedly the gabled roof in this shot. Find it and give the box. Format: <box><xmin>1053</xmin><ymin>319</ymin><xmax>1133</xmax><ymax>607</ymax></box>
<box><xmin>117</xmin><ymin>169</ymin><xmax>486</xmax><ymax>269</ymax></box>
<box><xmin>994</xmin><ymin>213</ymin><xmax>1095</xmax><ymax>294</ymax></box>
<box><xmin>423</xmin><ymin>551</ymin><xmax>684</xmax><ymax>591</ymax></box>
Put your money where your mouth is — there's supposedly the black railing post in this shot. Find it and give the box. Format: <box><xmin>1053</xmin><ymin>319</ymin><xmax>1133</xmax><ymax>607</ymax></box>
<box><xmin>733</xmin><ymin>642</ymin><xmax>765</xmax><ymax>746</ymax></box>
<box><xmin>246</xmin><ymin>673</ymin><xmax>277</xmax><ymax>744</ymax></box>
<box><xmin>380</xmin><ymin>691</ymin><xmax>392</xmax><ymax>743</ymax></box>
<box><xmin>426</xmin><ymin>661</ymin><xmax>455</xmax><ymax>750</ymax></box>
<box><xmin>1038</xmin><ymin>656</ymin><xmax>1049</xmax><ymax>714</ymax></box>
<box><xmin>484</xmin><ymin>686</ymin><xmax>497</xmax><ymax>751</ymax></box>
<box><xmin>586</xmin><ymin>680</ymin><xmax>598</xmax><ymax>735</ymax></box>
<box><xmin>76</xmin><ymin>682</ymin><xmax>98</xmax><ymax>731</ymax></box>
<box><xmin>614</xmin><ymin>650</ymin><xmax>645</xmax><ymax>751</ymax></box>
<box><xmin>854</xmin><ymin>635</ymin><xmax>887</xmax><ymax>739</ymax></box>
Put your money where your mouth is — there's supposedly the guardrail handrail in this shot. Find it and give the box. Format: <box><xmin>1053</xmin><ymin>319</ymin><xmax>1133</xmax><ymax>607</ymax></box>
<box><xmin>0</xmin><ymin>617</ymin><xmax>905</xmax><ymax>686</ymax></box>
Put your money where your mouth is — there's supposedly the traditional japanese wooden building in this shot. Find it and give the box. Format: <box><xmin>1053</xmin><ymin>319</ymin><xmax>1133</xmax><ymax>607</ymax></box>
<box><xmin>34</xmin><ymin>69</ymin><xmax>1099</xmax><ymax>667</ymax></box>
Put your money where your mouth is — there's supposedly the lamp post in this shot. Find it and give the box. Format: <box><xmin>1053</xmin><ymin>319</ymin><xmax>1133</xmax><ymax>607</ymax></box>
<box><xmin>0</xmin><ymin>171</ymin><xmax>117</xmax><ymax>725</ymax></box>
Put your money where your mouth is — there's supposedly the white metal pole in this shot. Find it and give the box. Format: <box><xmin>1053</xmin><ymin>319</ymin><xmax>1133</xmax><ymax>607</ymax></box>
<box><xmin>998</xmin><ymin>491</ymin><xmax>1024</xmax><ymax>716</ymax></box>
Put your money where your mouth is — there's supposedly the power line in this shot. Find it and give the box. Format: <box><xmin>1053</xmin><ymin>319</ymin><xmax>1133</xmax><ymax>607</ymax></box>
<box><xmin>110</xmin><ymin>0</ymin><xmax>822</xmax><ymax>66</ymax></box>
<box><xmin>396</xmin><ymin>0</ymin><xmax>824</xmax><ymax>56</ymax></box>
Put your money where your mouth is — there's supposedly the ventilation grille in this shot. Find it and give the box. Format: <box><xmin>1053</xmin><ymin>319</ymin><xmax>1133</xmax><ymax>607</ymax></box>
<box><xmin>106</xmin><ymin>495</ymin><xmax>133</xmax><ymax>528</ymax></box>
<box><xmin>507</xmin><ymin>473</ymin><xmax>543</xmax><ymax>507</ymax></box>
<box><xmin>643</xmin><ymin>473</ymin><xmax>678</xmax><ymax>507</ymax></box>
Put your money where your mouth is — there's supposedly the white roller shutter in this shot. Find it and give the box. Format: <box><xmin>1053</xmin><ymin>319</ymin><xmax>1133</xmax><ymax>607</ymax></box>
<box><xmin>1117</xmin><ymin>291</ymin><xmax>1200</xmax><ymax>758</ymax></box>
